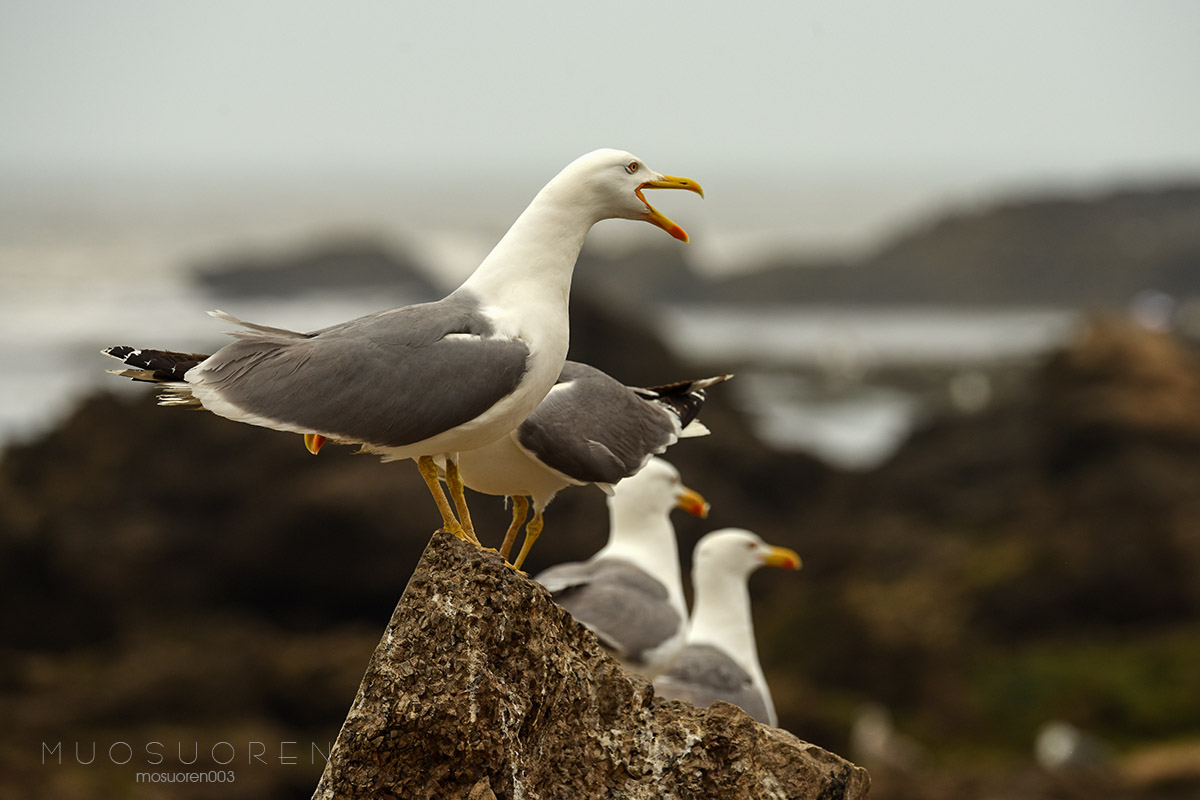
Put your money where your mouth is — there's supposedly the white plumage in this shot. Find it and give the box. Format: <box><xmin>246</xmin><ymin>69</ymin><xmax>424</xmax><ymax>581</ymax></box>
<box><xmin>653</xmin><ymin>528</ymin><xmax>801</xmax><ymax>726</ymax></box>
<box><xmin>105</xmin><ymin>149</ymin><xmax>702</xmax><ymax>544</ymax></box>
<box><xmin>535</xmin><ymin>458</ymin><xmax>709</xmax><ymax>677</ymax></box>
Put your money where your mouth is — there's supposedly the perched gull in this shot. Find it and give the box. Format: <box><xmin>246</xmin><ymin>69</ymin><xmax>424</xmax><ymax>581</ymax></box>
<box><xmin>653</xmin><ymin>528</ymin><xmax>800</xmax><ymax>726</ymax></box>
<box><xmin>452</xmin><ymin>361</ymin><xmax>730</xmax><ymax>569</ymax></box>
<box><xmin>103</xmin><ymin>149</ymin><xmax>702</xmax><ymax>544</ymax></box>
<box><xmin>535</xmin><ymin>458</ymin><xmax>708</xmax><ymax>677</ymax></box>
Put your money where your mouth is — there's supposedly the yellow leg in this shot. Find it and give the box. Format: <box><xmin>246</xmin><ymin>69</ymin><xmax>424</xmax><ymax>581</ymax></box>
<box><xmin>416</xmin><ymin>456</ymin><xmax>466</xmax><ymax>540</ymax></box>
<box><xmin>512</xmin><ymin>509</ymin><xmax>544</xmax><ymax>571</ymax></box>
<box><xmin>444</xmin><ymin>458</ymin><xmax>481</xmax><ymax>546</ymax></box>
<box><xmin>499</xmin><ymin>496</ymin><xmax>530</xmax><ymax>560</ymax></box>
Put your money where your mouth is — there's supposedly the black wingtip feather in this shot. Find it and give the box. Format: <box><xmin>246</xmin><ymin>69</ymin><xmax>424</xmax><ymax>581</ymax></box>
<box><xmin>102</xmin><ymin>346</ymin><xmax>210</xmax><ymax>383</ymax></box>
<box><xmin>636</xmin><ymin>374</ymin><xmax>732</xmax><ymax>429</ymax></box>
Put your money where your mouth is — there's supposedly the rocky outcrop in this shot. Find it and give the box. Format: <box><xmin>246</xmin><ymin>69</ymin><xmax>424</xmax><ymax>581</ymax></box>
<box><xmin>312</xmin><ymin>532</ymin><xmax>868</xmax><ymax>800</ymax></box>
<box><xmin>192</xmin><ymin>235</ymin><xmax>441</xmax><ymax>300</ymax></box>
<box><xmin>712</xmin><ymin>184</ymin><xmax>1200</xmax><ymax>307</ymax></box>
<box><xmin>1041</xmin><ymin>316</ymin><xmax>1200</xmax><ymax>441</ymax></box>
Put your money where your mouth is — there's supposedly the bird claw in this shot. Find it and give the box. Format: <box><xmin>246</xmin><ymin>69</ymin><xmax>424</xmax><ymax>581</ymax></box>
<box><xmin>501</xmin><ymin>560</ymin><xmax>528</xmax><ymax>577</ymax></box>
<box><xmin>443</xmin><ymin>524</ymin><xmax>470</xmax><ymax>541</ymax></box>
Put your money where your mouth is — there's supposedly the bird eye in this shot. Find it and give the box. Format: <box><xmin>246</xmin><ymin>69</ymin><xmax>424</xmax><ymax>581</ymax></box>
<box><xmin>746</xmin><ymin>541</ymin><xmax>757</xmax><ymax>550</ymax></box>
<box><xmin>626</xmin><ymin>161</ymin><xmax>639</xmax><ymax>174</ymax></box>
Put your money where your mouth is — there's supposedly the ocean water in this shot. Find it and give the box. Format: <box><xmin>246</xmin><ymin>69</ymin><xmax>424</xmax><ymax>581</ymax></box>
<box><xmin>1</xmin><ymin>246</ymin><xmax>391</xmax><ymax>449</ymax></box>
<box><xmin>656</xmin><ymin>305</ymin><xmax>1079</xmax><ymax>369</ymax></box>
<box><xmin>1</xmin><ymin>252</ymin><xmax>1078</xmax><ymax>471</ymax></box>
<box><xmin>653</xmin><ymin>305</ymin><xmax>1079</xmax><ymax>468</ymax></box>
<box><xmin>0</xmin><ymin>188</ymin><xmax>486</xmax><ymax>449</ymax></box>
<box><xmin>0</xmin><ymin>194</ymin><xmax>1081</xmax><ymax>468</ymax></box>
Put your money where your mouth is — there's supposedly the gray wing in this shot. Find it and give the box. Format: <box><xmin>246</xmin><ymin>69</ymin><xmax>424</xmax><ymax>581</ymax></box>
<box><xmin>654</xmin><ymin>644</ymin><xmax>772</xmax><ymax>724</ymax></box>
<box><xmin>536</xmin><ymin>557</ymin><xmax>683</xmax><ymax>665</ymax></box>
<box><xmin>193</xmin><ymin>291</ymin><xmax>529</xmax><ymax>448</ymax></box>
<box><xmin>515</xmin><ymin>361</ymin><xmax>682</xmax><ymax>484</ymax></box>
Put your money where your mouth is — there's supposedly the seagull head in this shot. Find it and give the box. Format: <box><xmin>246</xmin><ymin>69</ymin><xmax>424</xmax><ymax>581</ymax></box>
<box><xmin>694</xmin><ymin>528</ymin><xmax>802</xmax><ymax>578</ymax></box>
<box><xmin>611</xmin><ymin>457</ymin><xmax>709</xmax><ymax>520</ymax></box>
<box><xmin>553</xmin><ymin>149</ymin><xmax>704</xmax><ymax>242</ymax></box>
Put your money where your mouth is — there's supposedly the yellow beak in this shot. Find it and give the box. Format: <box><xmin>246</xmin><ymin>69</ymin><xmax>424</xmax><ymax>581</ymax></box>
<box><xmin>676</xmin><ymin>485</ymin><xmax>710</xmax><ymax>518</ymax></box>
<box><xmin>304</xmin><ymin>433</ymin><xmax>327</xmax><ymax>455</ymax></box>
<box><xmin>637</xmin><ymin>174</ymin><xmax>704</xmax><ymax>242</ymax></box>
<box><xmin>763</xmin><ymin>545</ymin><xmax>802</xmax><ymax>571</ymax></box>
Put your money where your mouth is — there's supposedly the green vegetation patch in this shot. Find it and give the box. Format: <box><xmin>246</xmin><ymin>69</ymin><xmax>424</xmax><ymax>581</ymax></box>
<box><xmin>967</xmin><ymin>627</ymin><xmax>1200</xmax><ymax>750</ymax></box>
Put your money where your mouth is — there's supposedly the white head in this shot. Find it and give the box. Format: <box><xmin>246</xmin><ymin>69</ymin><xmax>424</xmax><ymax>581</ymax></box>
<box><xmin>693</xmin><ymin>528</ymin><xmax>802</xmax><ymax>580</ymax></box>
<box><xmin>544</xmin><ymin>149</ymin><xmax>704</xmax><ymax>241</ymax></box>
<box><xmin>609</xmin><ymin>457</ymin><xmax>709</xmax><ymax>522</ymax></box>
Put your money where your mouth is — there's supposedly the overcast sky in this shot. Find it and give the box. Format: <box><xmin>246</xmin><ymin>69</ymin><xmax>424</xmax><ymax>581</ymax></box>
<box><xmin>2</xmin><ymin>1</ymin><xmax>1199</xmax><ymax>253</ymax></box>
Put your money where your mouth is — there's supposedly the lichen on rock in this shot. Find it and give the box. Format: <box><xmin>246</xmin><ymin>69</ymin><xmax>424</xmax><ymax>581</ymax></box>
<box><xmin>313</xmin><ymin>531</ymin><xmax>869</xmax><ymax>800</ymax></box>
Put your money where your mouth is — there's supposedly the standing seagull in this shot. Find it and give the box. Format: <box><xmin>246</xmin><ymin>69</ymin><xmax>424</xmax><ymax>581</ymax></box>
<box><xmin>535</xmin><ymin>458</ymin><xmax>708</xmax><ymax>677</ymax></box>
<box><xmin>453</xmin><ymin>361</ymin><xmax>730</xmax><ymax>569</ymax></box>
<box><xmin>103</xmin><ymin>149</ymin><xmax>702</xmax><ymax>543</ymax></box>
<box><xmin>653</xmin><ymin>528</ymin><xmax>800</xmax><ymax>726</ymax></box>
